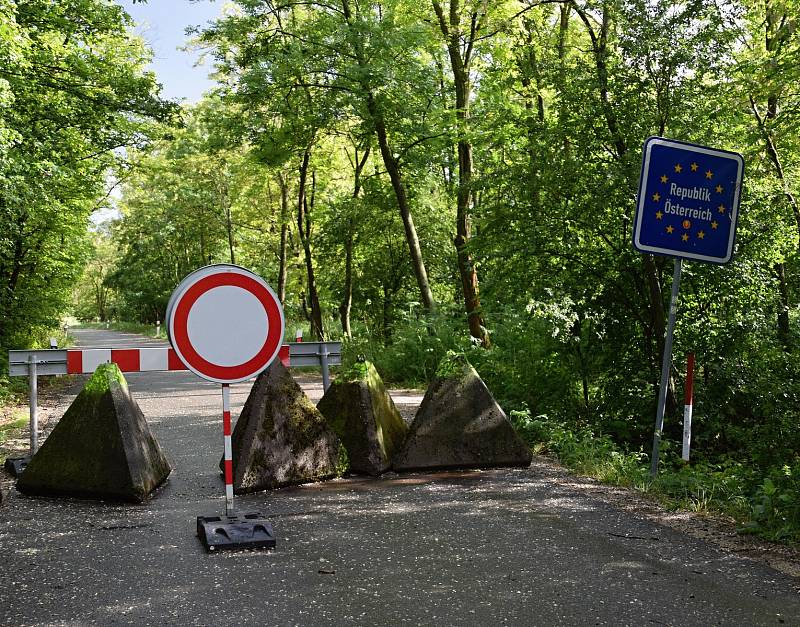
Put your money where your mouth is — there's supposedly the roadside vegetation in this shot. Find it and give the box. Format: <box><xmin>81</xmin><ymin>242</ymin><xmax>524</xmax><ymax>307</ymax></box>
<box><xmin>1</xmin><ymin>0</ymin><xmax>799</xmax><ymax>544</ymax></box>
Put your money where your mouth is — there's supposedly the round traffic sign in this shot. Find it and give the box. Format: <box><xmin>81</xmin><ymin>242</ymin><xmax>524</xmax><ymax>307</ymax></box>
<box><xmin>167</xmin><ymin>264</ymin><xmax>285</xmax><ymax>384</ymax></box>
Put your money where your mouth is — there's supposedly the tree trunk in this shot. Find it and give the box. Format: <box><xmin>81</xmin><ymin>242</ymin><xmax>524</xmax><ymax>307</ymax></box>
<box><xmin>339</xmin><ymin>146</ymin><xmax>370</xmax><ymax>338</ymax></box>
<box><xmin>297</xmin><ymin>152</ymin><xmax>324</xmax><ymax>340</ymax></box>
<box><xmin>776</xmin><ymin>262</ymin><xmax>791</xmax><ymax>351</ymax></box>
<box><xmin>574</xmin><ymin>1</ymin><xmax>680</xmax><ymax>410</ymax></box>
<box><xmin>369</xmin><ymin>98</ymin><xmax>437</xmax><ymax>314</ymax></box>
<box><xmin>340</xmin><ymin>226</ymin><xmax>354</xmax><ymax>338</ymax></box>
<box><xmin>432</xmin><ymin>0</ymin><xmax>489</xmax><ymax>347</ymax></box>
<box><xmin>340</xmin><ymin>0</ymin><xmax>436</xmax><ymax>314</ymax></box>
<box><xmin>225</xmin><ymin>202</ymin><xmax>235</xmax><ymax>265</ymax></box>
<box><xmin>571</xmin><ymin>0</ymin><xmax>627</xmax><ymax>160</ymax></box>
<box><xmin>382</xmin><ymin>283</ymin><xmax>392</xmax><ymax>342</ymax></box>
<box><xmin>277</xmin><ymin>173</ymin><xmax>290</xmax><ymax>305</ymax></box>
<box><xmin>520</xmin><ymin>17</ymin><xmax>546</xmax><ymax>183</ymax></box>
<box><xmin>218</xmin><ymin>173</ymin><xmax>236</xmax><ymax>265</ymax></box>
<box><xmin>557</xmin><ymin>4</ymin><xmax>572</xmax><ymax>154</ymax></box>
<box><xmin>750</xmin><ymin>6</ymin><xmax>798</xmax><ymax>348</ymax></box>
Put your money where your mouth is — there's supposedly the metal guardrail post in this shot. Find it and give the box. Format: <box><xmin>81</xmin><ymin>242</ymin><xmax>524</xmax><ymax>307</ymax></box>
<box><xmin>29</xmin><ymin>354</ymin><xmax>38</xmax><ymax>454</ymax></box>
<box><xmin>320</xmin><ymin>344</ymin><xmax>330</xmax><ymax>391</ymax></box>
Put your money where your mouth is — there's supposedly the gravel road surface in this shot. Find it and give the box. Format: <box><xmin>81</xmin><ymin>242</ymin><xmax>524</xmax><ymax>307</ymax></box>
<box><xmin>1</xmin><ymin>329</ymin><xmax>798</xmax><ymax>626</ymax></box>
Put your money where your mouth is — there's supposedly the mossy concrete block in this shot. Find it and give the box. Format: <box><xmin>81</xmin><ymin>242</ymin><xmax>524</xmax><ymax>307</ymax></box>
<box><xmin>393</xmin><ymin>355</ymin><xmax>532</xmax><ymax>471</ymax></box>
<box><xmin>16</xmin><ymin>364</ymin><xmax>171</xmax><ymax>503</ymax></box>
<box><xmin>229</xmin><ymin>360</ymin><xmax>344</xmax><ymax>493</ymax></box>
<box><xmin>317</xmin><ymin>362</ymin><xmax>408</xmax><ymax>475</ymax></box>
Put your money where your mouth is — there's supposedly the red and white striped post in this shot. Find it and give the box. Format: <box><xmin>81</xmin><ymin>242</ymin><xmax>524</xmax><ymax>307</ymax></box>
<box><xmin>222</xmin><ymin>383</ymin><xmax>234</xmax><ymax>515</ymax></box>
<box><xmin>295</xmin><ymin>328</ymin><xmax>303</xmax><ymax>342</ymax></box>
<box><xmin>682</xmin><ymin>352</ymin><xmax>695</xmax><ymax>462</ymax></box>
<box><xmin>166</xmin><ymin>265</ymin><xmax>284</xmax><ymax>522</ymax></box>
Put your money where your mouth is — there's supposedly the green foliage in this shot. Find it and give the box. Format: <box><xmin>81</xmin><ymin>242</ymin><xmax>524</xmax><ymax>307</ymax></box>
<box><xmin>434</xmin><ymin>352</ymin><xmax>471</xmax><ymax>378</ymax></box>
<box><xmin>342</xmin><ymin>309</ymin><xmax>469</xmax><ymax>385</ymax></box>
<box><xmin>0</xmin><ymin>411</ymin><xmax>27</xmax><ymax>446</ymax></box>
<box><xmin>339</xmin><ymin>358</ymin><xmax>371</xmax><ymax>383</ymax></box>
<box><xmin>0</xmin><ymin>0</ymin><xmax>172</xmax><ymax>359</ymax></box>
<box><xmin>335</xmin><ymin>442</ymin><xmax>350</xmax><ymax>477</ymax></box>
<box><xmin>510</xmin><ymin>410</ymin><xmax>649</xmax><ymax>485</ymax></box>
<box><xmin>743</xmin><ymin>463</ymin><xmax>800</xmax><ymax>543</ymax></box>
<box><xmin>83</xmin><ymin>363</ymin><xmax>126</xmax><ymax>396</ymax></box>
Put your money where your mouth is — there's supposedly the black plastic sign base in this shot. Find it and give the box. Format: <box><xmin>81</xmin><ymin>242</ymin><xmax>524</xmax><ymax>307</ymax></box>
<box><xmin>197</xmin><ymin>512</ymin><xmax>276</xmax><ymax>552</ymax></box>
<box><xmin>4</xmin><ymin>456</ymin><xmax>30</xmax><ymax>477</ymax></box>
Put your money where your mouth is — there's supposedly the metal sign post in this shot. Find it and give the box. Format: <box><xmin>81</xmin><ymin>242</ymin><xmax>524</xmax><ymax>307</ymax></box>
<box><xmin>682</xmin><ymin>353</ymin><xmax>695</xmax><ymax>462</ymax></box>
<box><xmin>166</xmin><ymin>263</ymin><xmax>284</xmax><ymax>552</ymax></box>
<box><xmin>649</xmin><ymin>258</ymin><xmax>682</xmax><ymax>477</ymax></box>
<box><xmin>633</xmin><ymin>137</ymin><xmax>744</xmax><ymax>477</ymax></box>
<box><xmin>221</xmin><ymin>384</ymin><xmax>234</xmax><ymax>516</ymax></box>
<box><xmin>28</xmin><ymin>354</ymin><xmax>38</xmax><ymax>455</ymax></box>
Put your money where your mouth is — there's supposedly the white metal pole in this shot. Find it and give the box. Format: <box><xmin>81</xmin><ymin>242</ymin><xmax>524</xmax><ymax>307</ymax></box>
<box><xmin>320</xmin><ymin>344</ymin><xmax>330</xmax><ymax>391</ymax></box>
<box><xmin>29</xmin><ymin>354</ymin><xmax>38</xmax><ymax>454</ymax></box>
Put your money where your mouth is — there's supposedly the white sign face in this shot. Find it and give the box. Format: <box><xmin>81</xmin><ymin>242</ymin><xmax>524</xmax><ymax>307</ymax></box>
<box><xmin>167</xmin><ymin>264</ymin><xmax>285</xmax><ymax>384</ymax></box>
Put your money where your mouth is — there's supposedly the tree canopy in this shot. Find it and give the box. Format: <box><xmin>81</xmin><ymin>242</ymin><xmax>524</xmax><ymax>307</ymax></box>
<box><xmin>0</xmin><ymin>0</ymin><xmax>174</xmax><ymax>352</ymax></box>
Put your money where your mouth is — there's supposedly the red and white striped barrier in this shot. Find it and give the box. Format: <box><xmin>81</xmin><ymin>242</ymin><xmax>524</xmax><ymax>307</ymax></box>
<box><xmin>64</xmin><ymin>346</ymin><xmax>290</xmax><ymax>375</ymax></box>
<box><xmin>10</xmin><ymin>342</ymin><xmax>337</xmax><ymax>378</ymax></box>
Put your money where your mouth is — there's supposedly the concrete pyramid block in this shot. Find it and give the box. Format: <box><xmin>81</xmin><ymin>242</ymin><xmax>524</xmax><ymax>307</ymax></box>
<box><xmin>17</xmin><ymin>364</ymin><xmax>171</xmax><ymax>502</ymax></box>
<box><xmin>393</xmin><ymin>354</ymin><xmax>532</xmax><ymax>471</ymax></box>
<box><xmin>229</xmin><ymin>360</ymin><xmax>344</xmax><ymax>493</ymax></box>
<box><xmin>317</xmin><ymin>361</ymin><xmax>408</xmax><ymax>475</ymax></box>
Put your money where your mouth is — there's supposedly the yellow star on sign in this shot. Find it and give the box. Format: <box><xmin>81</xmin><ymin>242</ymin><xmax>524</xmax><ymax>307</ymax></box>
<box><xmin>656</xmin><ymin>210</ymin><xmax>663</xmax><ymax>219</ymax></box>
<box><xmin>660</xmin><ymin>174</ymin><xmax>668</xmax><ymax>183</ymax></box>
<box><xmin>653</xmin><ymin>192</ymin><xmax>661</xmax><ymax>202</ymax></box>
<box><xmin>715</xmin><ymin>184</ymin><xmax>723</xmax><ymax>193</ymax></box>
<box><xmin>681</xmin><ymin>233</ymin><xmax>689</xmax><ymax>241</ymax></box>
<box><xmin>706</xmin><ymin>169</ymin><xmax>713</xmax><ymax>179</ymax></box>
<box><xmin>690</xmin><ymin>162</ymin><xmax>699</xmax><ymax>172</ymax></box>
<box><xmin>666</xmin><ymin>225</ymin><xmax>674</xmax><ymax>234</ymax></box>
<box><xmin>718</xmin><ymin>204</ymin><xmax>726</xmax><ymax>213</ymax></box>
<box><xmin>674</xmin><ymin>164</ymin><xmax>683</xmax><ymax>173</ymax></box>
<box><xmin>711</xmin><ymin>220</ymin><xmax>718</xmax><ymax>229</ymax></box>
<box><xmin>698</xmin><ymin>230</ymin><xmax>705</xmax><ymax>239</ymax></box>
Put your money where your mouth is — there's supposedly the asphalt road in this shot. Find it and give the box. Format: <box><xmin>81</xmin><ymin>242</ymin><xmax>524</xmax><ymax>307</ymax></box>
<box><xmin>1</xmin><ymin>329</ymin><xmax>798</xmax><ymax>626</ymax></box>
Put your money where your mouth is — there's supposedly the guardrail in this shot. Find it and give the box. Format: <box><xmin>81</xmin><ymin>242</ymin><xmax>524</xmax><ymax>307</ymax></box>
<box><xmin>7</xmin><ymin>341</ymin><xmax>342</xmax><ymax>461</ymax></box>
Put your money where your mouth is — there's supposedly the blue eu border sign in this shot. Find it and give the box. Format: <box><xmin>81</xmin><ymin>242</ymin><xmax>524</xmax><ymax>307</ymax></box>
<box><xmin>634</xmin><ymin>137</ymin><xmax>745</xmax><ymax>478</ymax></box>
<box><xmin>633</xmin><ymin>136</ymin><xmax>744</xmax><ymax>264</ymax></box>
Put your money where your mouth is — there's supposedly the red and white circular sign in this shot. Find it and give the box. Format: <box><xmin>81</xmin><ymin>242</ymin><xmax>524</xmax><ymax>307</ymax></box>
<box><xmin>166</xmin><ymin>264</ymin><xmax>285</xmax><ymax>384</ymax></box>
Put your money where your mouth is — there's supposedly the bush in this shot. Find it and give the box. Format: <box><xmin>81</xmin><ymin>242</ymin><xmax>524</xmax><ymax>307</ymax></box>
<box><xmin>342</xmin><ymin>308</ymin><xmax>469</xmax><ymax>385</ymax></box>
<box><xmin>743</xmin><ymin>462</ymin><xmax>800</xmax><ymax>543</ymax></box>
